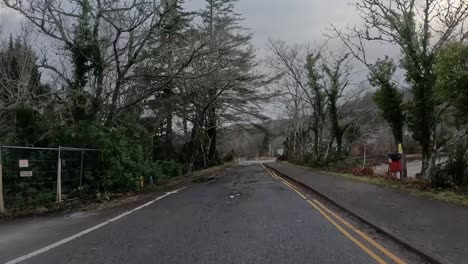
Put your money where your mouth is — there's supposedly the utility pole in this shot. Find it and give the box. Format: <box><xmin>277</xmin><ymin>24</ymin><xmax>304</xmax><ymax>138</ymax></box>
<box><xmin>56</xmin><ymin>146</ymin><xmax>62</xmax><ymax>204</ymax></box>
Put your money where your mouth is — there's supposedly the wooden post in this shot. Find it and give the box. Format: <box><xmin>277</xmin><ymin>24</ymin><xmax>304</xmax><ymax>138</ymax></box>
<box><xmin>0</xmin><ymin>144</ymin><xmax>4</xmax><ymax>213</ymax></box>
<box><xmin>56</xmin><ymin>146</ymin><xmax>62</xmax><ymax>204</ymax></box>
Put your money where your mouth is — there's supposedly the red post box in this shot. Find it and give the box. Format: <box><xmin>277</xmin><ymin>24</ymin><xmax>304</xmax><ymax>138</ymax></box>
<box><xmin>388</xmin><ymin>154</ymin><xmax>402</xmax><ymax>172</ymax></box>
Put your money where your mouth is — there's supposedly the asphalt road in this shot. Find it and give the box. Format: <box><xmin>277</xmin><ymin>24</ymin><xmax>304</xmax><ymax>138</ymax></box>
<box><xmin>5</xmin><ymin>165</ymin><xmax>393</xmax><ymax>264</ymax></box>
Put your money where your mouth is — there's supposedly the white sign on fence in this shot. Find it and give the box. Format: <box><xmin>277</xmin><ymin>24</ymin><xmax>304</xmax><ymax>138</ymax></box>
<box><xmin>20</xmin><ymin>171</ymin><xmax>33</xmax><ymax>177</ymax></box>
<box><xmin>19</xmin><ymin>160</ymin><xmax>29</xmax><ymax>168</ymax></box>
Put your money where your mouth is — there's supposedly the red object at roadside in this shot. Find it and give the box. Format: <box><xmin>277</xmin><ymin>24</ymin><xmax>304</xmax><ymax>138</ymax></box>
<box><xmin>389</xmin><ymin>160</ymin><xmax>402</xmax><ymax>172</ymax></box>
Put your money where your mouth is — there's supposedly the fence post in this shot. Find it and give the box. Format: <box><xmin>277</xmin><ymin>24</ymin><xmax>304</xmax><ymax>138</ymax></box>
<box><xmin>56</xmin><ymin>146</ymin><xmax>62</xmax><ymax>204</ymax></box>
<box><xmin>0</xmin><ymin>144</ymin><xmax>4</xmax><ymax>213</ymax></box>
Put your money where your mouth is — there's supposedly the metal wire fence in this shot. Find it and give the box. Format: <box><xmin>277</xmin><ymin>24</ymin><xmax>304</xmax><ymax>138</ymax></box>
<box><xmin>0</xmin><ymin>145</ymin><xmax>101</xmax><ymax>212</ymax></box>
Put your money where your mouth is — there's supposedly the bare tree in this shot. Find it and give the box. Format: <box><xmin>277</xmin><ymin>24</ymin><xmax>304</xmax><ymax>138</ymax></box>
<box><xmin>267</xmin><ymin>40</ymin><xmax>322</xmax><ymax>161</ymax></box>
<box><xmin>2</xmin><ymin>0</ymin><xmax>201</xmax><ymax>125</ymax></box>
<box><xmin>331</xmin><ymin>0</ymin><xmax>468</xmax><ymax>179</ymax></box>
<box><xmin>268</xmin><ymin>40</ymin><xmax>367</xmax><ymax>162</ymax></box>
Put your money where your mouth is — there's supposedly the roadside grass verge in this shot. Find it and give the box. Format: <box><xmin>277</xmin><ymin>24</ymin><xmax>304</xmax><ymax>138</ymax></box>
<box><xmin>192</xmin><ymin>162</ymin><xmax>234</xmax><ymax>178</ymax></box>
<box><xmin>283</xmin><ymin>161</ymin><xmax>468</xmax><ymax>207</ymax></box>
<box><xmin>333</xmin><ymin>172</ymin><xmax>468</xmax><ymax>207</ymax></box>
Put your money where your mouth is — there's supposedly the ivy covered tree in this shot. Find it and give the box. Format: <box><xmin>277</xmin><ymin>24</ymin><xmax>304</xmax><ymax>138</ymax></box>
<box><xmin>306</xmin><ymin>53</ymin><xmax>326</xmax><ymax>161</ymax></box>
<box><xmin>435</xmin><ymin>42</ymin><xmax>468</xmax><ymax>125</ymax></box>
<box><xmin>369</xmin><ymin>57</ymin><xmax>406</xmax><ymax>178</ymax></box>
<box><xmin>333</xmin><ymin>0</ymin><xmax>468</xmax><ymax>180</ymax></box>
<box><xmin>69</xmin><ymin>0</ymin><xmax>94</xmax><ymax>123</ymax></box>
<box><xmin>321</xmin><ymin>52</ymin><xmax>353</xmax><ymax>158</ymax></box>
<box><xmin>369</xmin><ymin>57</ymin><xmax>405</xmax><ymax>147</ymax></box>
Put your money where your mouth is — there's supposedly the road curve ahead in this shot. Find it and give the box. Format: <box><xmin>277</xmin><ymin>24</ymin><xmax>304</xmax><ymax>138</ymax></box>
<box><xmin>13</xmin><ymin>165</ymin><xmax>399</xmax><ymax>264</ymax></box>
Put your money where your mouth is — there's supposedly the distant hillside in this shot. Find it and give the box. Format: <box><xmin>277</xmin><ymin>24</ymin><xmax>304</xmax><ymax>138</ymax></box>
<box><xmin>220</xmin><ymin>120</ymin><xmax>289</xmax><ymax>158</ymax></box>
<box><xmin>219</xmin><ymin>117</ymin><xmax>420</xmax><ymax>159</ymax></box>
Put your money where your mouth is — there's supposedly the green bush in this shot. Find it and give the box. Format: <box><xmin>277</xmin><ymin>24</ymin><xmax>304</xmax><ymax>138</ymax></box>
<box><xmin>50</xmin><ymin>121</ymin><xmax>183</xmax><ymax>194</ymax></box>
<box><xmin>4</xmin><ymin>119</ymin><xmax>185</xmax><ymax>209</ymax></box>
<box><xmin>433</xmin><ymin>153</ymin><xmax>468</xmax><ymax>190</ymax></box>
<box><xmin>158</xmin><ymin>160</ymin><xmax>183</xmax><ymax>178</ymax></box>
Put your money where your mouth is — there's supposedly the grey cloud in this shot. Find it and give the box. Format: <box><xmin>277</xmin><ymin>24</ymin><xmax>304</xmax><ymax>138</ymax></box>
<box><xmin>186</xmin><ymin>0</ymin><xmax>362</xmax><ymax>55</ymax></box>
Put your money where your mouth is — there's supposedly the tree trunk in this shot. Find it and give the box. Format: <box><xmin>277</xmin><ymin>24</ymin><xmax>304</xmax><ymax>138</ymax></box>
<box><xmin>313</xmin><ymin>125</ymin><xmax>321</xmax><ymax>161</ymax></box>
<box><xmin>422</xmin><ymin>144</ymin><xmax>437</xmax><ymax>181</ymax></box>
<box><xmin>324</xmin><ymin>136</ymin><xmax>335</xmax><ymax>161</ymax></box>
<box><xmin>182</xmin><ymin>105</ymin><xmax>188</xmax><ymax>136</ymax></box>
<box><xmin>336</xmin><ymin>131</ymin><xmax>343</xmax><ymax>156</ymax></box>
<box><xmin>420</xmin><ymin>127</ymin><xmax>436</xmax><ymax>180</ymax></box>
<box><xmin>207</xmin><ymin>107</ymin><xmax>218</xmax><ymax>164</ymax></box>
<box><xmin>187</xmin><ymin>122</ymin><xmax>200</xmax><ymax>173</ymax></box>
<box><xmin>166</xmin><ymin>112</ymin><xmax>174</xmax><ymax>158</ymax></box>
<box><xmin>91</xmin><ymin>67</ymin><xmax>104</xmax><ymax>120</ymax></box>
<box><xmin>329</xmin><ymin>98</ymin><xmax>341</xmax><ymax>158</ymax></box>
<box><xmin>401</xmin><ymin>144</ymin><xmax>408</xmax><ymax>179</ymax></box>
<box><xmin>106</xmin><ymin>80</ymin><xmax>122</xmax><ymax>126</ymax></box>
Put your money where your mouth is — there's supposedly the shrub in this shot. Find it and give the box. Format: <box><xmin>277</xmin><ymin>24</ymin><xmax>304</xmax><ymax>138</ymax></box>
<box><xmin>223</xmin><ymin>151</ymin><xmax>235</xmax><ymax>162</ymax></box>
<box><xmin>432</xmin><ymin>152</ymin><xmax>468</xmax><ymax>190</ymax></box>
<box><xmin>277</xmin><ymin>154</ymin><xmax>288</xmax><ymax>161</ymax></box>
<box><xmin>50</xmin><ymin>121</ymin><xmax>183</xmax><ymax>194</ymax></box>
<box><xmin>158</xmin><ymin>160</ymin><xmax>183</xmax><ymax>178</ymax></box>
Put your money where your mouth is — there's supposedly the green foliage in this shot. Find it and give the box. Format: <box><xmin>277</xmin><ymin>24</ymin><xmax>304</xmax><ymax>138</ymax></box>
<box><xmin>435</xmin><ymin>42</ymin><xmax>468</xmax><ymax>124</ymax></box>
<box><xmin>31</xmin><ymin>120</ymin><xmax>185</xmax><ymax>199</ymax></box>
<box><xmin>369</xmin><ymin>57</ymin><xmax>405</xmax><ymax>144</ymax></box>
<box><xmin>433</xmin><ymin>144</ymin><xmax>468</xmax><ymax>189</ymax></box>
<box><xmin>0</xmin><ymin>0</ymin><xmax>258</xmax><ymax>212</ymax></box>
<box><xmin>306</xmin><ymin>53</ymin><xmax>326</xmax><ymax>160</ymax></box>
<box><xmin>69</xmin><ymin>0</ymin><xmax>95</xmax><ymax>122</ymax></box>
<box><xmin>62</xmin><ymin>122</ymin><xmax>183</xmax><ymax>193</ymax></box>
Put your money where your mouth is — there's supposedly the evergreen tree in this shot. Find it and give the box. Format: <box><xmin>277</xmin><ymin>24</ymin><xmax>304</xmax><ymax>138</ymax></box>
<box><xmin>0</xmin><ymin>36</ymin><xmax>49</xmax><ymax>144</ymax></box>
<box><xmin>199</xmin><ymin>0</ymin><xmax>259</xmax><ymax>165</ymax></box>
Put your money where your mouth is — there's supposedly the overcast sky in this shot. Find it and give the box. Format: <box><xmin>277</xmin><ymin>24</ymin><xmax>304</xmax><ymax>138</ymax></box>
<box><xmin>185</xmin><ymin>0</ymin><xmax>360</xmax><ymax>55</ymax></box>
<box><xmin>0</xmin><ymin>0</ymin><xmax>401</xmax><ymax>82</ymax></box>
<box><xmin>0</xmin><ymin>0</ymin><xmax>400</xmax><ymax>118</ymax></box>
<box><xmin>1</xmin><ymin>0</ymin><xmax>359</xmax><ymax>52</ymax></box>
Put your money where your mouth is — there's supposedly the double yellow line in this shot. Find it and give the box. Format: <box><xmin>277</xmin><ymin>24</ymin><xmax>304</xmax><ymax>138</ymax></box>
<box><xmin>262</xmin><ymin>165</ymin><xmax>406</xmax><ymax>264</ymax></box>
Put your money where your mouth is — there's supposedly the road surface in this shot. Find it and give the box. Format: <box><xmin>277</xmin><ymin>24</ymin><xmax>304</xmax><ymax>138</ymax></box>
<box><xmin>2</xmin><ymin>164</ymin><xmax>417</xmax><ymax>264</ymax></box>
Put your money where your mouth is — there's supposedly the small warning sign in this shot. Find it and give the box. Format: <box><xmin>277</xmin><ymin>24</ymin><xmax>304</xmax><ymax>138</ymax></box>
<box><xmin>20</xmin><ymin>171</ymin><xmax>33</xmax><ymax>177</ymax></box>
<box><xmin>398</xmin><ymin>143</ymin><xmax>403</xmax><ymax>154</ymax></box>
<box><xmin>19</xmin><ymin>160</ymin><xmax>29</xmax><ymax>168</ymax></box>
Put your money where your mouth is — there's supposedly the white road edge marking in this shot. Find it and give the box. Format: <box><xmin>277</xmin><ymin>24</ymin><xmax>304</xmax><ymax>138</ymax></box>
<box><xmin>5</xmin><ymin>186</ymin><xmax>188</xmax><ymax>264</ymax></box>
